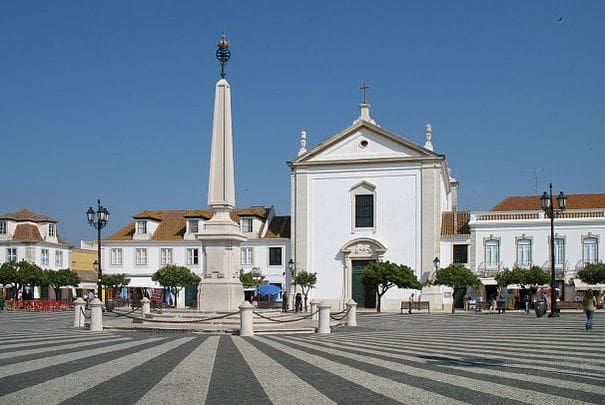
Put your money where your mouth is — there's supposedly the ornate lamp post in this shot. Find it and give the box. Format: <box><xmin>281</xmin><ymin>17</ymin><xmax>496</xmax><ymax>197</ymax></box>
<box><xmin>87</xmin><ymin>200</ymin><xmax>110</xmax><ymax>300</ymax></box>
<box><xmin>433</xmin><ymin>257</ymin><xmax>440</xmax><ymax>273</ymax></box>
<box><xmin>540</xmin><ymin>183</ymin><xmax>567</xmax><ymax>318</ymax></box>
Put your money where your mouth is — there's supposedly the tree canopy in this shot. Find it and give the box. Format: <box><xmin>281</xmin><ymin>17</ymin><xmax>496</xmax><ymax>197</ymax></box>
<box><xmin>433</xmin><ymin>263</ymin><xmax>481</xmax><ymax>291</ymax></box>
<box><xmin>362</xmin><ymin>261</ymin><xmax>421</xmax><ymax>312</ymax></box>
<box><xmin>294</xmin><ymin>270</ymin><xmax>318</xmax><ymax>312</ymax></box>
<box><xmin>152</xmin><ymin>265</ymin><xmax>201</xmax><ymax>289</ymax></box>
<box><xmin>240</xmin><ymin>271</ymin><xmax>263</xmax><ymax>288</ymax></box>
<box><xmin>495</xmin><ymin>266</ymin><xmax>549</xmax><ymax>290</ymax></box>
<box><xmin>43</xmin><ymin>269</ymin><xmax>81</xmax><ymax>300</ymax></box>
<box><xmin>0</xmin><ymin>261</ymin><xmax>44</xmax><ymax>298</ymax></box>
<box><xmin>577</xmin><ymin>263</ymin><xmax>605</xmax><ymax>285</ymax></box>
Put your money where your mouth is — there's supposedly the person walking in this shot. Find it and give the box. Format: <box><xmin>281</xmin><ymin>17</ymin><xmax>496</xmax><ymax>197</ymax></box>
<box><xmin>523</xmin><ymin>293</ymin><xmax>530</xmax><ymax>314</ymax></box>
<box><xmin>282</xmin><ymin>291</ymin><xmax>289</xmax><ymax>313</ymax></box>
<box><xmin>408</xmin><ymin>293</ymin><xmax>414</xmax><ymax>314</ymax></box>
<box><xmin>583</xmin><ymin>290</ymin><xmax>598</xmax><ymax>330</ymax></box>
<box><xmin>295</xmin><ymin>293</ymin><xmax>303</xmax><ymax>312</ymax></box>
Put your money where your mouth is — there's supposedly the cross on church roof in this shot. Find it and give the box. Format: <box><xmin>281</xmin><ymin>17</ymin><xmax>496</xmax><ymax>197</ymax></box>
<box><xmin>360</xmin><ymin>82</ymin><xmax>369</xmax><ymax>104</ymax></box>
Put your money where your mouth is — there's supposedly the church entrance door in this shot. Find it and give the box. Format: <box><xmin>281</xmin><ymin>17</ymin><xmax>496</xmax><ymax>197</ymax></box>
<box><xmin>352</xmin><ymin>260</ymin><xmax>376</xmax><ymax>309</ymax></box>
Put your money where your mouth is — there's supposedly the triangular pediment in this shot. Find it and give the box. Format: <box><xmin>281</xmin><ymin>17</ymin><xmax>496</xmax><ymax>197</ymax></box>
<box><xmin>294</xmin><ymin>121</ymin><xmax>438</xmax><ymax>164</ymax></box>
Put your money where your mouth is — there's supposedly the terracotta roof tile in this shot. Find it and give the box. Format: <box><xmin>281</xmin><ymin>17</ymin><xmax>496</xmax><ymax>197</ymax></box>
<box><xmin>491</xmin><ymin>193</ymin><xmax>605</xmax><ymax>211</ymax></box>
<box><xmin>106</xmin><ymin>207</ymin><xmax>273</xmax><ymax>241</ymax></box>
<box><xmin>441</xmin><ymin>211</ymin><xmax>470</xmax><ymax>236</ymax></box>
<box><xmin>12</xmin><ymin>224</ymin><xmax>43</xmax><ymax>241</ymax></box>
<box><xmin>264</xmin><ymin>216</ymin><xmax>291</xmax><ymax>238</ymax></box>
<box><xmin>0</xmin><ymin>208</ymin><xmax>57</xmax><ymax>223</ymax></box>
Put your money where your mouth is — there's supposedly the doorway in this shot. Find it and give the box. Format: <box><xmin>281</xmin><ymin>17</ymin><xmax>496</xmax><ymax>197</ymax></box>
<box><xmin>351</xmin><ymin>260</ymin><xmax>376</xmax><ymax>309</ymax></box>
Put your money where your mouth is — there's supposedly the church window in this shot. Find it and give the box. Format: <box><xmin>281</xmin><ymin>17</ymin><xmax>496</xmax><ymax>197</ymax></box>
<box><xmin>355</xmin><ymin>195</ymin><xmax>374</xmax><ymax>228</ymax></box>
<box><xmin>0</xmin><ymin>221</ymin><xmax>6</xmax><ymax>234</ymax></box>
<box><xmin>269</xmin><ymin>247</ymin><xmax>282</xmax><ymax>266</ymax></box>
<box><xmin>583</xmin><ymin>237</ymin><xmax>598</xmax><ymax>265</ymax></box>
<box><xmin>48</xmin><ymin>224</ymin><xmax>56</xmax><ymax>237</ymax></box>
<box><xmin>359</xmin><ymin>139</ymin><xmax>369</xmax><ymax>148</ymax></box>
<box><xmin>241</xmin><ymin>218</ymin><xmax>253</xmax><ymax>233</ymax></box>
<box><xmin>516</xmin><ymin>239</ymin><xmax>532</xmax><ymax>268</ymax></box>
<box><xmin>187</xmin><ymin>248</ymin><xmax>199</xmax><ymax>265</ymax></box>
<box><xmin>453</xmin><ymin>244</ymin><xmax>468</xmax><ymax>264</ymax></box>
<box><xmin>485</xmin><ymin>239</ymin><xmax>500</xmax><ymax>268</ymax></box>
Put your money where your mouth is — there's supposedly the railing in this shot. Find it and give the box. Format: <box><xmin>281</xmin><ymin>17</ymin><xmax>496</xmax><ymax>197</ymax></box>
<box><xmin>474</xmin><ymin>262</ymin><xmax>502</xmax><ymax>277</ymax></box>
<box><xmin>470</xmin><ymin>209</ymin><xmax>605</xmax><ymax>223</ymax></box>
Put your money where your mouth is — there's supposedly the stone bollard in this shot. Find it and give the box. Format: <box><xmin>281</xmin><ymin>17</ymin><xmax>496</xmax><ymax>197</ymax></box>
<box><xmin>73</xmin><ymin>297</ymin><xmax>86</xmax><ymax>328</ymax></box>
<box><xmin>239</xmin><ymin>301</ymin><xmax>254</xmax><ymax>337</ymax></box>
<box><xmin>317</xmin><ymin>304</ymin><xmax>331</xmax><ymax>334</ymax></box>
<box><xmin>310</xmin><ymin>299</ymin><xmax>320</xmax><ymax>320</ymax></box>
<box><xmin>346</xmin><ymin>299</ymin><xmax>358</xmax><ymax>327</ymax></box>
<box><xmin>140</xmin><ymin>297</ymin><xmax>151</xmax><ymax>317</ymax></box>
<box><xmin>89</xmin><ymin>298</ymin><xmax>104</xmax><ymax>332</ymax></box>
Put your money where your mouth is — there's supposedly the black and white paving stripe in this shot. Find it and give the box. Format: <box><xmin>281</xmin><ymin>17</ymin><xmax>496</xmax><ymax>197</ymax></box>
<box><xmin>0</xmin><ymin>311</ymin><xmax>603</xmax><ymax>404</ymax></box>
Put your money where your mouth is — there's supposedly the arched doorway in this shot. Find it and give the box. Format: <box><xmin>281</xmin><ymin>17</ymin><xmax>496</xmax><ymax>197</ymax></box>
<box><xmin>341</xmin><ymin>238</ymin><xmax>387</xmax><ymax>308</ymax></box>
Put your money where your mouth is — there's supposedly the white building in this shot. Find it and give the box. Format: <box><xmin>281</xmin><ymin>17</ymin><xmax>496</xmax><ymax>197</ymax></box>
<box><xmin>289</xmin><ymin>103</ymin><xmax>457</xmax><ymax>311</ymax></box>
<box><xmin>103</xmin><ymin>206</ymin><xmax>290</xmax><ymax>307</ymax></box>
<box><xmin>0</xmin><ymin>208</ymin><xmax>71</xmax><ymax>298</ymax></box>
<box><xmin>440</xmin><ymin>194</ymin><xmax>605</xmax><ymax>302</ymax></box>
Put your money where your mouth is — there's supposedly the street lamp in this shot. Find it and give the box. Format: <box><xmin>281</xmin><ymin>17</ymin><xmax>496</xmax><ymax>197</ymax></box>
<box><xmin>433</xmin><ymin>257</ymin><xmax>440</xmax><ymax>273</ymax></box>
<box><xmin>540</xmin><ymin>183</ymin><xmax>566</xmax><ymax>318</ymax></box>
<box><xmin>87</xmin><ymin>199</ymin><xmax>110</xmax><ymax>300</ymax></box>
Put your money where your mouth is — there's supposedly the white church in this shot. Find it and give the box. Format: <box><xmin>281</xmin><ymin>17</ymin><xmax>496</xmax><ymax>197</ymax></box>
<box><xmin>289</xmin><ymin>103</ymin><xmax>457</xmax><ymax>311</ymax></box>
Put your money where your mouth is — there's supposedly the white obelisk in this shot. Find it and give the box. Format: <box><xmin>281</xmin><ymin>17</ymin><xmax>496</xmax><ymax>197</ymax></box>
<box><xmin>197</xmin><ymin>34</ymin><xmax>246</xmax><ymax>311</ymax></box>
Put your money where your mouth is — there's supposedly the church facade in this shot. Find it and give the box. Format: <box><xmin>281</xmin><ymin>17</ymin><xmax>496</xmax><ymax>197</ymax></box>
<box><xmin>289</xmin><ymin>104</ymin><xmax>458</xmax><ymax>311</ymax></box>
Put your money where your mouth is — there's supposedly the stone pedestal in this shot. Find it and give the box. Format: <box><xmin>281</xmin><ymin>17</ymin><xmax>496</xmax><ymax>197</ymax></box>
<box><xmin>317</xmin><ymin>304</ymin><xmax>331</xmax><ymax>334</ymax></box>
<box><xmin>346</xmin><ymin>299</ymin><xmax>357</xmax><ymax>327</ymax></box>
<box><xmin>73</xmin><ymin>297</ymin><xmax>86</xmax><ymax>328</ymax></box>
<box><xmin>89</xmin><ymin>298</ymin><xmax>104</xmax><ymax>332</ymax></box>
<box><xmin>197</xmin><ymin>211</ymin><xmax>246</xmax><ymax>312</ymax></box>
<box><xmin>141</xmin><ymin>297</ymin><xmax>150</xmax><ymax>316</ymax></box>
<box><xmin>239</xmin><ymin>301</ymin><xmax>254</xmax><ymax>336</ymax></box>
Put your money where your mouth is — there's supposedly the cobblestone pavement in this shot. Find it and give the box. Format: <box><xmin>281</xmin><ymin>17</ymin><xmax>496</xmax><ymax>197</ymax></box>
<box><xmin>0</xmin><ymin>311</ymin><xmax>603</xmax><ymax>404</ymax></box>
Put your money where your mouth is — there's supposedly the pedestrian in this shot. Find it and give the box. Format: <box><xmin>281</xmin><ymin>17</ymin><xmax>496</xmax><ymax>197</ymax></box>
<box><xmin>295</xmin><ymin>293</ymin><xmax>303</xmax><ymax>312</ymax></box>
<box><xmin>488</xmin><ymin>296</ymin><xmax>495</xmax><ymax>314</ymax></box>
<box><xmin>408</xmin><ymin>293</ymin><xmax>414</xmax><ymax>314</ymax></box>
<box><xmin>583</xmin><ymin>290</ymin><xmax>598</xmax><ymax>330</ymax></box>
<box><xmin>463</xmin><ymin>295</ymin><xmax>468</xmax><ymax>311</ymax></box>
<box><xmin>282</xmin><ymin>291</ymin><xmax>289</xmax><ymax>313</ymax></box>
<box><xmin>524</xmin><ymin>294</ymin><xmax>530</xmax><ymax>314</ymax></box>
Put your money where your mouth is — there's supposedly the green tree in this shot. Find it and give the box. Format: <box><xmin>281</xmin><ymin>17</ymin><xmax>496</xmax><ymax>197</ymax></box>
<box><xmin>5</xmin><ymin>261</ymin><xmax>44</xmax><ymax>300</ymax></box>
<box><xmin>100</xmin><ymin>273</ymin><xmax>130</xmax><ymax>299</ymax></box>
<box><xmin>239</xmin><ymin>270</ymin><xmax>263</xmax><ymax>288</ymax></box>
<box><xmin>495</xmin><ymin>266</ymin><xmax>549</xmax><ymax>292</ymax></box>
<box><xmin>433</xmin><ymin>263</ymin><xmax>481</xmax><ymax>312</ymax></box>
<box><xmin>152</xmin><ymin>265</ymin><xmax>201</xmax><ymax>307</ymax></box>
<box><xmin>0</xmin><ymin>262</ymin><xmax>18</xmax><ymax>299</ymax></box>
<box><xmin>42</xmin><ymin>269</ymin><xmax>81</xmax><ymax>301</ymax></box>
<box><xmin>294</xmin><ymin>270</ymin><xmax>318</xmax><ymax>312</ymax></box>
<box><xmin>577</xmin><ymin>263</ymin><xmax>605</xmax><ymax>285</ymax></box>
<box><xmin>362</xmin><ymin>261</ymin><xmax>422</xmax><ymax>313</ymax></box>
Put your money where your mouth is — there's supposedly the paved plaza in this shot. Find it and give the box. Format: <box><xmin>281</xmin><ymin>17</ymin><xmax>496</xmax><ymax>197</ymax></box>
<box><xmin>0</xmin><ymin>311</ymin><xmax>603</xmax><ymax>405</ymax></box>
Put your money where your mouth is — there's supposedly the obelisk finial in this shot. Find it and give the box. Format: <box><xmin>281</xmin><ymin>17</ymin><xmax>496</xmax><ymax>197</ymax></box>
<box><xmin>216</xmin><ymin>33</ymin><xmax>231</xmax><ymax>79</ymax></box>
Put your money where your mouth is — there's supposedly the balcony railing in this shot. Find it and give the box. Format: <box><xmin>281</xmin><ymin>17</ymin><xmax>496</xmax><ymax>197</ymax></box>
<box><xmin>475</xmin><ymin>262</ymin><xmax>502</xmax><ymax>278</ymax></box>
<box><xmin>470</xmin><ymin>209</ymin><xmax>605</xmax><ymax>223</ymax></box>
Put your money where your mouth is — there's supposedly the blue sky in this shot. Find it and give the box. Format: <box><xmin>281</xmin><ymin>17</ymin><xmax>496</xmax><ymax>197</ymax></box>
<box><xmin>1</xmin><ymin>1</ymin><xmax>603</xmax><ymax>245</ymax></box>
